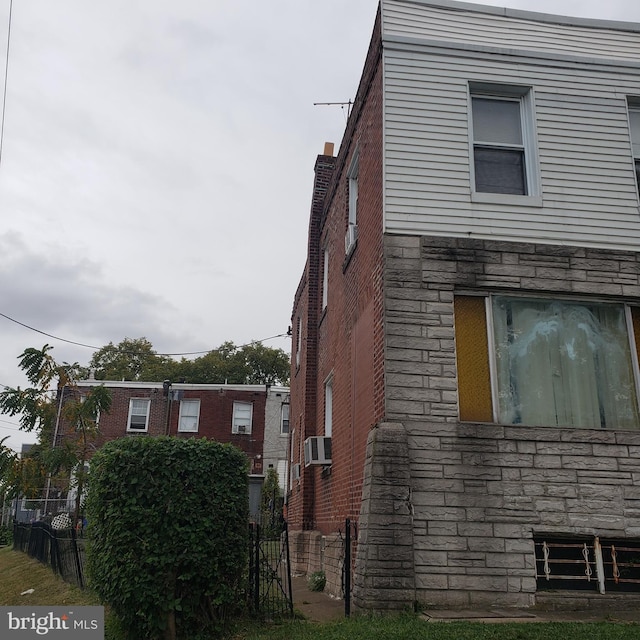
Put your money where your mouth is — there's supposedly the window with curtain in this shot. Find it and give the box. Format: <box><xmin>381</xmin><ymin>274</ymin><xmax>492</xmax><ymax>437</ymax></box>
<box><xmin>455</xmin><ymin>295</ymin><xmax>640</xmax><ymax>430</ymax></box>
<box><xmin>178</xmin><ymin>399</ymin><xmax>200</xmax><ymax>432</ymax></box>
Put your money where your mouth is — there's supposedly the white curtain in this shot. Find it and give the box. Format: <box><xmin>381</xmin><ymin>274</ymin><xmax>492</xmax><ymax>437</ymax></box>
<box><xmin>492</xmin><ymin>297</ymin><xmax>639</xmax><ymax>429</ymax></box>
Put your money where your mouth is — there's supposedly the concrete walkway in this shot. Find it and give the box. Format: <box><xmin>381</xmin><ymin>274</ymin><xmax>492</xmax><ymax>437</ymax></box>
<box><xmin>291</xmin><ymin>576</ymin><xmax>640</xmax><ymax>625</ymax></box>
<box><xmin>291</xmin><ymin>575</ymin><xmax>345</xmax><ymax>622</ymax></box>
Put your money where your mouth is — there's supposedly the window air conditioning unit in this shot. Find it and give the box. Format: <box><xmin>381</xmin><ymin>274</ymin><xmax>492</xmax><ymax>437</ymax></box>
<box><xmin>236</xmin><ymin>424</ymin><xmax>247</xmax><ymax>434</ymax></box>
<box><xmin>304</xmin><ymin>436</ymin><xmax>332</xmax><ymax>467</ymax></box>
<box><xmin>344</xmin><ymin>224</ymin><xmax>358</xmax><ymax>253</ymax></box>
<box><xmin>292</xmin><ymin>463</ymin><xmax>301</xmax><ymax>481</ymax></box>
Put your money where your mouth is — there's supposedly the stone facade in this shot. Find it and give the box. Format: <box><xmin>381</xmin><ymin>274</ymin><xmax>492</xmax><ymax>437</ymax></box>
<box><xmin>360</xmin><ymin>235</ymin><xmax>640</xmax><ymax>608</ymax></box>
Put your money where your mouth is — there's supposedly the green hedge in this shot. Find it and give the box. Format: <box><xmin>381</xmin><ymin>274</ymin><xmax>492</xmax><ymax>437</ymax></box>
<box><xmin>86</xmin><ymin>436</ymin><xmax>249</xmax><ymax>640</ymax></box>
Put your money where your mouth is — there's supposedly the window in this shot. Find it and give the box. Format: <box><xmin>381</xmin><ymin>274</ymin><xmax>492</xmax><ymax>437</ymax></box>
<box><xmin>322</xmin><ymin>248</ymin><xmax>329</xmax><ymax>310</ymax></box>
<box><xmin>127</xmin><ymin>398</ymin><xmax>150</xmax><ymax>431</ymax></box>
<box><xmin>232</xmin><ymin>401</ymin><xmax>253</xmax><ymax>434</ymax></box>
<box><xmin>455</xmin><ymin>295</ymin><xmax>640</xmax><ymax>429</ymax></box>
<box><xmin>324</xmin><ymin>376</ymin><xmax>333</xmax><ymax>437</ymax></box>
<box><xmin>281</xmin><ymin>403</ymin><xmax>290</xmax><ymax>435</ymax></box>
<box><xmin>178</xmin><ymin>399</ymin><xmax>200</xmax><ymax>432</ymax></box>
<box><xmin>627</xmin><ymin>103</ymin><xmax>640</xmax><ymax>191</ymax></box>
<box><xmin>535</xmin><ymin>536</ymin><xmax>640</xmax><ymax>594</ymax></box>
<box><xmin>295</xmin><ymin>316</ymin><xmax>302</xmax><ymax>369</ymax></box>
<box><xmin>345</xmin><ymin>151</ymin><xmax>359</xmax><ymax>253</ymax></box>
<box><xmin>470</xmin><ymin>84</ymin><xmax>538</xmax><ymax>198</ymax></box>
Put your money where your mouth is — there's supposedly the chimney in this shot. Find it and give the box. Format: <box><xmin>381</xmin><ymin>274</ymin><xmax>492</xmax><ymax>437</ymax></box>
<box><xmin>323</xmin><ymin>142</ymin><xmax>334</xmax><ymax>157</ymax></box>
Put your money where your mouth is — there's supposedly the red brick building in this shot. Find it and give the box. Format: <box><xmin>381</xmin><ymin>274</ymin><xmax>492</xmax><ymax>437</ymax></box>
<box><xmin>57</xmin><ymin>381</ymin><xmax>290</xmax><ymax>478</ymax></box>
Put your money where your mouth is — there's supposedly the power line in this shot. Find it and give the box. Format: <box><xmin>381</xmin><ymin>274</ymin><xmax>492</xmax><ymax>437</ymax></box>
<box><xmin>0</xmin><ymin>0</ymin><xmax>12</xmax><ymax>168</ymax></box>
<box><xmin>0</xmin><ymin>311</ymin><xmax>290</xmax><ymax>357</ymax></box>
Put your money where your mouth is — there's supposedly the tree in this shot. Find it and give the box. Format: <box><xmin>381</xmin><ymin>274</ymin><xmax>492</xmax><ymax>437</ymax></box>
<box><xmin>88</xmin><ymin>337</ymin><xmax>174</xmax><ymax>381</ymax></box>
<box><xmin>0</xmin><ymin>345</ymin><xmax>112</xmax><ymax>520</ymax></box>
<box><xmin>85</xmin><ymin>338</ymin><xmax>291</xmax><ymax>385</ymax></box>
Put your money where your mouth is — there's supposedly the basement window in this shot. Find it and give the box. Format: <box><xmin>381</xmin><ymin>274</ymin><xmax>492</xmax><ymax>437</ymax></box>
<box><xmin>535</xmin><ymin>536</ymin><xmax>640</xmax><ymax>593</ymax></box>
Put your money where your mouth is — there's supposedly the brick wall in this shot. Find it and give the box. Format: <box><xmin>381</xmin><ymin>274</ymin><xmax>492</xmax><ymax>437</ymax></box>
<box><xmin>57</xmin><ymin>384</ymin><xmax>267</xmax><ymax>472</ymax></box>
<box><xmin>288</xmin><ymin>8</ymin><xmax>384</xmax><ymax>580</ymax></box>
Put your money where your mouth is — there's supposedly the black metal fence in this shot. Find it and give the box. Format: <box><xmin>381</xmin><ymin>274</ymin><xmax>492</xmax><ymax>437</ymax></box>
<box><xmin>248</xmin><ymin>520</ymin><xmax>293</xmax><ymax>619</ymax></box>
<box><xmin>13</xmin><ymin>521</ymin><xmax>86</xmax><ymax>589</ymax></box>
<box><xmin>12</xmin><ymin>518</ymin><xmax>294</xmax><ymax>619</ymax></box>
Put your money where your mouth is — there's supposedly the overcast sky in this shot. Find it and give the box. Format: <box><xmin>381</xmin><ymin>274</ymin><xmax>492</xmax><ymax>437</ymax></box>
<box><xmin>1</xmin><ymin>0</ymin><xmax>640</xmax><ymax>452</ymax></box>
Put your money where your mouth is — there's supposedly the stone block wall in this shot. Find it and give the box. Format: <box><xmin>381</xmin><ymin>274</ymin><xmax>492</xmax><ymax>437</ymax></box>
<box><xmin>365</xmin><ymin>234</ymin><xmax>640</xmax><ymax>608</ymax></box>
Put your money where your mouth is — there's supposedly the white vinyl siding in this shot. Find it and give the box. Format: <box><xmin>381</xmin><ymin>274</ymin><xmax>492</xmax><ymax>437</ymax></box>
<box><xmin>381</xmin><ymin>1</ymin><xmax>640</xmax><ymax>63</ymax></box>
<box><xmin>382</xmin><ymin>46</ymin><xmax>640</xmax><ymax>250</ymax></box>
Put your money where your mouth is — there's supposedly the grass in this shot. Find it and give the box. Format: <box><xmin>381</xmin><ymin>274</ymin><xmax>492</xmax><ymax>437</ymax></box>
<box><xmin>2</xmin><ymin>545</ymin><xmax>640</xmax><ymax>640</ymax></box>
<box><xmin>0</xmin><ymin>544</ymin><xmax>98</xmax><ymax>606</ymax></box>
<box><xmin>231</xmin><ymin>616</ymin><xmax>640</xmax><ymax>640</ymax></box>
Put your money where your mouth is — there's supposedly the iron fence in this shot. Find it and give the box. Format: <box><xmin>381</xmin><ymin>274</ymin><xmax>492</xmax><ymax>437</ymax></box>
<box><xmin>13</xmin><ymin>521</ymin><xmax>86</xmax><ymax>589</ymax></box>
<box><xmin>248</xmin><ymin>520</ymin><xmax>293</xmax><ymax>619</ymax></box>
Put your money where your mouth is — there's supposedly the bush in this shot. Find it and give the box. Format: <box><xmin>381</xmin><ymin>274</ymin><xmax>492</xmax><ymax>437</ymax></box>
<box><xmin>0</xmin><ymin>525</ymin><xmax>12</xmax><ymax>546</ymax></box>
<box><xmin>86</xmin><ymin>436</ymin><xmax>249</xmax><ymax>640</ymax></box>
<box><xmin>308</xmin><ymin>571</ymin><xmax>326</xmax><ymax>592</ymax></box>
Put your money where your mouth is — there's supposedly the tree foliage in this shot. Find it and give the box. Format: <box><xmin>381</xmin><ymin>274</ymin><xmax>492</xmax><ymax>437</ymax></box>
<box><xmin>86</xmin><ymin>337</ymin><xmax>290</xmax><ymax>385</ymax></box>
<box><xmin>0</xmin><ymin>345</ymin><xmax>111</xmax><ymax>512</ymax></box>
<box><xmin>88</xmin><ymin>337</ymin><xmax>173</xmax><ymax>382</ymax></box>
<box><xmin>86</xmin><ymin>436</ymin><xmax>249</xmax><ymax>640</ymax></box>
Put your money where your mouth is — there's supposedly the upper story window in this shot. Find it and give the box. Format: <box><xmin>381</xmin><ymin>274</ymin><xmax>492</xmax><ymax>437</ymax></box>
<box><xmin>232</xmin><ymin>401</ymin><xmax>253</xmax><ymax>435</ymax></box>
<box><xmin>324</xmin><ymin>375</ymin><xmax>333</xmax><ymax>437</ymax></box>
<box><xmin>469</xmin><ymin>83</ymin><xmax>540</xmax><ymax>203</ymax></box>
<box><xmin>281</xmin><ymin>403</ymin><xmax>290</xmax><ymax>435</ymax></box>
<box><xmin>178</xmin><ymin>399</ymin><xmax>200</xmax><ymax>433</ymax></box>
<box><xmin>127</xmin><ymin>398</ymin><xmax>150</xmax><ymax>432</ymax></box>
<box><xmin>295</xmin><ymin>316</ymin><xmax>302</xmax><ymax>369</ymax></box>
<box><xmin>454</xmin><ymin>295</ymin><xmax>640</xmax><ymax>430</ymax></box>
<box><xmin>627</xmin><ymin>102</ymin><xmax>640</xmax><ymax>192</ymax></box>
<box><xmin>345</xmin><ymin>151</ymin><xmax>359</xmax><ymax>253</ymax></box>
<box><xmin>322</xmin><ymin>248</ymin><xmax>329</xmax><ymax>311</ymax></box>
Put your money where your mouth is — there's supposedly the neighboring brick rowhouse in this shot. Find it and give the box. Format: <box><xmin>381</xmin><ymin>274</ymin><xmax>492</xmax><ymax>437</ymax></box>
<box><xmin>56</xmin><ymin>383</ymin><xmax>278</xmax><ymax>476</ymax></box>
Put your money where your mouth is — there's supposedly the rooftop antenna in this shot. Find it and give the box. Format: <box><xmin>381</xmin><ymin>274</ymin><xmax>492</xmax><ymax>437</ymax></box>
<box><xmin>314</xmin><ymin>100</ymin><xmax>353</xmax><ymax>121</ymax></box>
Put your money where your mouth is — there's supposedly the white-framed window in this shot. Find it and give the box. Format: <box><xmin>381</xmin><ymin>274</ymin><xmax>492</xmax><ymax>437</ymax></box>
<box><xmin>232</xmin><ymin>401</ymin><xmax>253</xmax><ymax>434</ymax></box>
<box><xmin>469</xmin><ymin>83</ymin><xmax>539</xmax><ymax>200</ymax></box>
<box><xmin>281</xmin><ymin>403</ymin><xmax>290</xmax><ymax>435</ymax></box>
<box><xmin>627</xmin><ymin>102</ymin><xmax>640</xmax><ymax>192</ymax></box>
<box><xmin>178</xmin><ymin>399</ymin><xmax>200</xmax><ymax>433</ymax></box>
<box><xmin>322</xmin><ymin>247</ymin><xmax>329</xmax><ymax>310</ymax></box>
<box><xmin>345</xmin><ymin>151</ymin><xmax>359</xmax><ymax>253</ymax></box>
<box><xmin>454</xmin><ymin>295</ymin><xmax>640</xmax><ymax>430</ymax></box>
<box><xmin>324</xmin><ymin>375</ymin><xmax>333</xmax><ymax>437</ymax></box>
<box><xmin>127</xmin><ymin>398</ymin><xmax>150</xmax><ymax>432</ymax></box>
<box><xmin>295</xmin><ymin>315</ymin><xmax>302</xmax><ymax>369</ymax></box>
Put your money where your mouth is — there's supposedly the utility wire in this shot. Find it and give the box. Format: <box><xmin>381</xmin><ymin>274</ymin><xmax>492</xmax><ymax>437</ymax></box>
<box><xmin>0</xmin><ymin>311</ymin><xmax>289</xmax><ymax>357</ymax></box>
<box><xmin>0</xmin><ymin>0</ymin><xmax>12</xmax><ymax>167</ymax></box>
